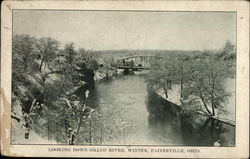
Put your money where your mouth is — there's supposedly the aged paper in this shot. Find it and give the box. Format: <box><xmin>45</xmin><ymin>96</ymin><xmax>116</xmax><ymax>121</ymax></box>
<box><xmin>1</xmin><ymin>0</ymin><xmax>249</xmax><ymax>158</ymax></box>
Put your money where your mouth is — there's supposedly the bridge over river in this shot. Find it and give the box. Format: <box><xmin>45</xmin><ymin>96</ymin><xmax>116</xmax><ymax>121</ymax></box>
<box><xmin>117</xmin><ymin>55</ymin><xmax>154</xmax><ymax>71</ymax></box>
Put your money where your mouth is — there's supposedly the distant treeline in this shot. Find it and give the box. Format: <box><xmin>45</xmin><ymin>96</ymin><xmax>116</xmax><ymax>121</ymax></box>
<box><xmin>100</xmin><ymin>49</ymin><xmax>215</xmax><ymax>58</ymax></box>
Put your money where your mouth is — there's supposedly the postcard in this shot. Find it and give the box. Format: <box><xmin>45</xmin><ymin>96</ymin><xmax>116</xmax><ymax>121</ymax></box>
<box><xmin>1</xmin><ymin>0</ymin><xmax>249</xmax><ymax>158</ymax></box>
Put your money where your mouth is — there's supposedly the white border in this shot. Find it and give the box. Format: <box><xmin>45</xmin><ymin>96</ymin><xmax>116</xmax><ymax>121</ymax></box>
<box><xmin>1</xmin><ymin>1</ymin><xmax>249</xmax><ymax>158</ymax></box>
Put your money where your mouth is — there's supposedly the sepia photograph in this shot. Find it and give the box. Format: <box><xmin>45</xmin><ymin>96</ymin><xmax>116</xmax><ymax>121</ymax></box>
<box><xmin>1</xmin><ymin>0</ymin><xmax>249</xmax><ymax>158</ymax></box>
<box><xmin>11</xmin><ymin>10</ymin><xmax>236</xmax><ymax>146</ymax></box>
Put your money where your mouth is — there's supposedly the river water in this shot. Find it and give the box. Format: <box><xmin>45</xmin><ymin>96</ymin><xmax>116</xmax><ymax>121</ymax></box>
<box><xmin>86</xmin><ymin>73</ymin><xmax>235</xmax><ymax>146</ymax></box>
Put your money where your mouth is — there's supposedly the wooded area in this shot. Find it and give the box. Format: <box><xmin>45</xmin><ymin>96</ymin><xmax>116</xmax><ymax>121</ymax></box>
<box><xmin>12</xmin><ymin>34</ymin><xmax>124</xmax><ymax>144</ymax></box>
<box><xmin>146</xmin><ymin>41</ymin><xmax>236</xmax><ymax>117</ymax></box>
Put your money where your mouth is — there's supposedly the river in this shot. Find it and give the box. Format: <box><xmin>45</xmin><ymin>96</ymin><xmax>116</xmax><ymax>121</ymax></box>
<box><xmin>85</xmin><ymin>72</ymin><xmax>235</xmax><ymax>146</ymax></box>
<box><xmin>26</xmin><ymin>71</ymin><xmax>235</xmax><ymax>146</ymax></box>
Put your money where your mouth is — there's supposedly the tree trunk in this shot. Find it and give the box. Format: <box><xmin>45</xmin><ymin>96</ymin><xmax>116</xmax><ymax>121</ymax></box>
<box><xmin>106</xmin><ymin>69</ymin><xmax>109</xmax><ymax>79</ymax></box>
<box><xmin>115</xmin><ymin>68</ymin><xmax>118</xmax><ymax>77</ymax></box>
<box><xmin>89</xmin><ymin>120</ymin><xmax>92</xmax><ymax>145</ymax></box>
<box><xmin>163</xmin><ymin>87</ymin><xmax>168</xmax><ymax>98</ymax></box>
<box><xmin>24</xmin><ymin>59</ymin><xmax>28</xmax><ymax>72</ymax></box>
<box><xmin>39</xmin><ymin>57</ymin><xmax>44</xmax><ymax>72</ymax></box>
<box><xmin>11</xmin><ymin>113</ymin><xmax>21</xmax><ymax>122</ymax></box>
<box><xmin>100</xmin><ymin>128</ymin><xmax>102</xmax><ymax>145</ymax></box>
<box><xmin>23</xmin><ymin>54</ymin><xmax>28</xmax><ymax>72</ymax></box>
<box><xmin>76</xmin><ymin>103</ymin><xmax>86</xmax><ymax>135</ymax></box>
<box><xmin>198</xmin><ymin>88</ymin><xmax>212</xmax><ymax>116</ymax></box>
<box><xmin>47</xmin><ymin>120</ymin><xmax>50</xmax><ymax>141</ymax></box>
<box><xmin>39</xmin><ymin>46</ymin><xmax>48</xmax><ymax>72</ymax></box>
<box><xmin>211</xmin><ymin>80</ymin><xmax>215</xmax><ymax>116</ymax></box>
<box><xmin>180</xmin><ymin>78</ymin><xmax>183</xmax><ymax>98</ymax></box>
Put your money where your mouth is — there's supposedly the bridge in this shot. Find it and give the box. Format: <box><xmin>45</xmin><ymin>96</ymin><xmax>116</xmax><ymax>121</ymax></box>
<box><xmin>117</xmin><ymin>55</ymin><xmax>154</xmax><ymax>71</ymax></box>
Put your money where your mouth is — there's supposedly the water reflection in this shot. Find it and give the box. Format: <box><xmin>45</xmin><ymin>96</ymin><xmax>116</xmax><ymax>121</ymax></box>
<box><xmin>180</xmin><ymin>114</ymin><xmax>235</xmax><ymax>146</ymax></box>
<box><xmin>146</xmin><ymin>91</ymin><xmax>235</xmax><ymax>146</ymax></box>
<box><xmin>146</xmin><ymin>92</ymin><xmax>184</xmax><ymax>145</ymax></box>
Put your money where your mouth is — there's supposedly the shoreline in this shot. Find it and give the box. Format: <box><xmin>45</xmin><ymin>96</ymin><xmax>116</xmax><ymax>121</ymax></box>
<box><xmin>155</xmin><ymin>88</ymin><xmax>235</xmax><ymax>126</ymax></box>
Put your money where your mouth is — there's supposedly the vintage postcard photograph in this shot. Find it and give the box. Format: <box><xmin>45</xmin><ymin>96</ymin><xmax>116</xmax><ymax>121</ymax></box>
<box><xmin>1</xmin><ymin>0</ymin><xmax>249</xmax><ymax>158</ymax></box>
<box><xmin>11</xmin><ymin>10</ymin><xmax>237</xmax><ymax>146</ymax></box>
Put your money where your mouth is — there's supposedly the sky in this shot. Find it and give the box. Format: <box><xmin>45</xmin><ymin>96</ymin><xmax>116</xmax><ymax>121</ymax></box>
<box><xmin>13</xmin><ymin>10</ymin><xmax>236</xmax><ymax>51</ymax></box>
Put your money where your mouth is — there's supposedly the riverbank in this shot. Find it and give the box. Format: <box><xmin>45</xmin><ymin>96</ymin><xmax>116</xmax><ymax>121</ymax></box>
<box><xmin>155</xmin><ymin>78</ymin><xmax>235</xmax><ymax>126</ymax></box>
<box><xmin>94</xmin><ymin>68</ymin><xmax>122</xmax><ymax>81</ymax></box>
<box><xmin>156</xmin><ymin>78</ymin><xmax>235</xmax><ymax>126</ymax></box>
<box><xmin>152</xmin><ymin>90</ymin><xmax>235</xmax><ymax>146</ymax></box>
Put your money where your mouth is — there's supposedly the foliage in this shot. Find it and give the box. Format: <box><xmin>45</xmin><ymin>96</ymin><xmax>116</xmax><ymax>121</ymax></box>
<box><xmin>182</xmin><ymin>57</ymin><xmax>231</xmax><ymax>116</ymax></box>
<box><xmin>12</xmin><ymin>34</ymin><xmax>134</xmax><ymax>144</ymax></box>
<box><xmin>77</xmin><ymin>48</ymin><xmax>100</xmax><ymax>71</ymax></box>
<box><xmin>36</xmin><ymin>37</ymin><xmax>59</xmax><ymax>72</ymax></box>
<box><xmin>12</xmin><ymin>35</ymin><xmax>39</xmax><ymax>74</ymax></box>
<box><xmin>217</xmin><ymin>40</ymin><xmax>236</xmax><ymax>61</ymax></box>
<box><xmin>146</xmin><ymin>42</ymin><xmax>235</xmax><ymax>117</ymax></box>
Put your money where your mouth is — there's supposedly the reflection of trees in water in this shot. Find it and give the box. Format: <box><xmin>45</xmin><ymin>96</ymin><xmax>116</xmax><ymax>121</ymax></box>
<box><xmin>146</xmin><ymin>92</ymin><xmax>183</xmax><ymax>144</ymax></box>
<box><xmin>146</xmin><ymin>92</ymin><xmax>234</xmax><ymax>146</ymax></box>
<box><xmin>181</xmin><ymin>113</ymin><xmax>234</xmax><ymax>146</ymax></box>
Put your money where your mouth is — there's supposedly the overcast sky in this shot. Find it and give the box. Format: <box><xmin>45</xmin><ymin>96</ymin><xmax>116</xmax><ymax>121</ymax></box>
<box><xmin>13</xmin><ymin>10</ymin><xmax>236</xmax><ymax>51</ymax></box>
